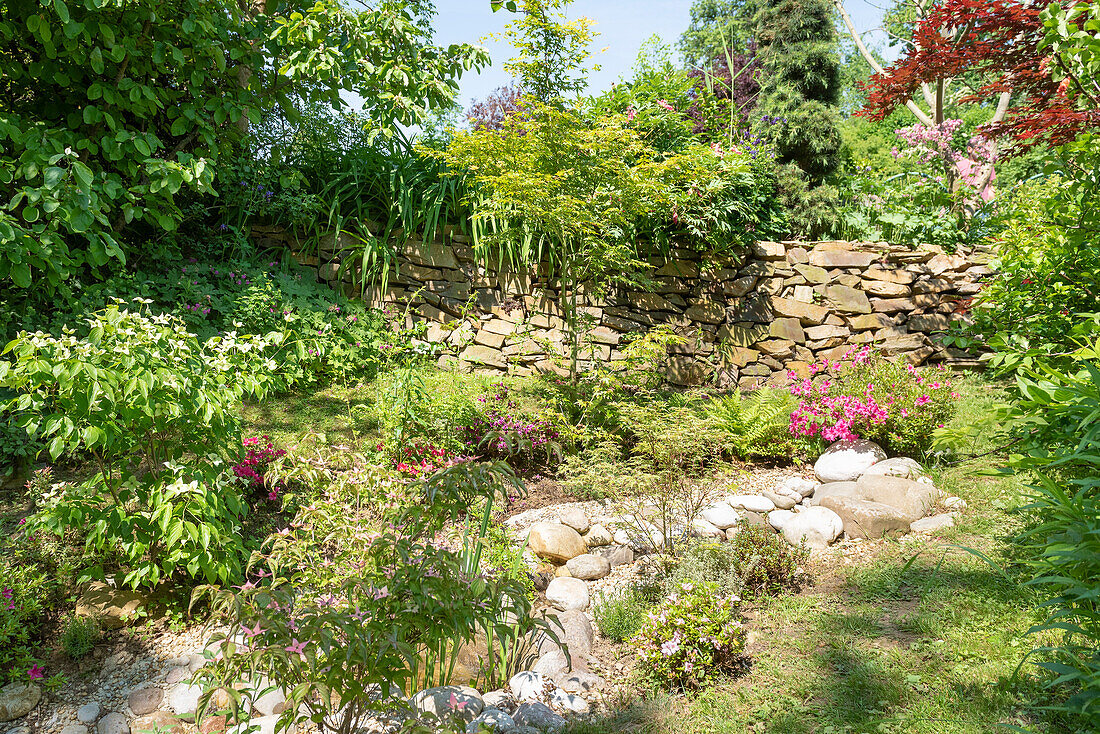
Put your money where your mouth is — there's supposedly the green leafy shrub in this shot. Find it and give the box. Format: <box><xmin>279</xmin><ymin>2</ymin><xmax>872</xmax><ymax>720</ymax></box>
<box><xmin>593</xmin><ymin>587</ymin><xmax>652</xmax><ymax>642</ymax></box>
<box><xmin>0</xmin><ymin>0</ymin><xmax>486</xmax><ymax>292</ymax></box>
<box><xmin>60</xmin><ymin>615</ymin><xmax>101</xmax><ymax>660</ymax></box>
<box><xmin>723</xmin><ymin>524</ymin><xmax>807</xmax><ymax>598</ymax></box>
<box><xmin>0</xmin><ymin>477</ymin><xmax>74</xmax><ymax>686</ymax></box>
<box><xmin>668</xmin><ymin>528</ymin><xmax>806</xmax><ymax>600</ymax></box>
<box><xmin>193</xmin><ymin>461</ymin><xmax>548</xmax><ymax>733</ymax></box>
<box><xmin>632</xmin><ymin>581</ymin><xmax>747</xmax><ymax>690</ymax></box>
<box><xmin>36</xmin><ymin>466</ymin><xmax>250</xmax><ymax>589</ymax></box>
<box><xmin>1004</xmin><ymin>351</ymin><xmax>1100</xmax><ymax>723</ymax></box>
<box><xmin>1</xmin><ymin>303</ymin><xmax>286</xmax><ymax>588</ymax></box>
<box><xmin>959</xmin><ymin>157</ymin><xmax>1100</xmax><ymax>376</ymax></box>
<box><xmin>788</xmin><ymin>346</ymin><xmax>957</xmax><ymax>456</ymax></box>
<box><xmin>0</xmin><ymin>259</ymin><xmax>407</xmax><ymax>385</ymax></box>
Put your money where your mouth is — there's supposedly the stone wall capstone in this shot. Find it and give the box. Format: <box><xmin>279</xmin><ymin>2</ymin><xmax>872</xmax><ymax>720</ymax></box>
<box><xmin>281</xmin><ymin>228</ymin><xmax>989</xmax><ymax>388</ymax></box>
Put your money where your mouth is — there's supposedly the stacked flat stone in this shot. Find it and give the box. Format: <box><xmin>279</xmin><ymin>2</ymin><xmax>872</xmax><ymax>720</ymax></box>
<box><xmin>284</xmin><ymin>230</ymin><xmax>990</xmax><ymax>385</ymax></box>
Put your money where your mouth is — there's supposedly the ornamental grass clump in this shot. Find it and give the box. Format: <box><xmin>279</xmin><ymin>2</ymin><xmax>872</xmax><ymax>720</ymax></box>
<box><xmin>632</xmin><ymin>581</ymin><xmax>747</xmax><ymax>690</ymax></box>
<box><xmin>787</xmin><ymin>346</ymin><xmax>957</xmax><ymax>456</ymax></box>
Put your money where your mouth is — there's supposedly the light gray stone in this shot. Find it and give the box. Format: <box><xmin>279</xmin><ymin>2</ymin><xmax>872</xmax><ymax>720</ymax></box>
<box><xmin>531</xmin><ymin>650</ymin><xmax>569</xmax><ymax>679</ymax></box>
<box><xmin>61</xmin><ymin>726</ymin><xmax>89</xmax><ymax>734</ymax></box>
<box><xmin>164</xmin><ymin>667</ymin><xmax>189</xmax><ymax>684</ymax></box>
<box><xmin>944</xmin><ymin>496</ymin><xmax>967</xmax><ymax>511</ymax></box>
<box><xmin>699</xmin><ymin>503</ymin><xmax>741</xmax><ymax>529</ymax></box>
<box><xmin>814</xmin><ymin>440</ymin><xmax>887</xmax><ymax>483</ymax></box>
<box><xmin>910</xmin><ymin>514</ymin><xmax>956</xmax><ymax>533</ymax></box>
<box><xmin>482</xmin><ymin>690</ymin><xmax>516</xmax><ymax>713</ymax></box>
<box><xmin>779</xmin><ymin>476</ymin><xmax>817</xmax><ymax>498</ymax></box>
<box><xmin>127</xmin><ymin>687</ymin><xmax>162</xmax><ymax>716</ymax></box>
<box><xmin>594</xmin><ymin>545</ymin><xmax>634</xmax><ymax>566</ymax></box>
<box><xmin>583</xmin><ymin>524</ymin><xmax>612</xmax><ymax>547</ymax></box>
<box><xmin>513</xmin><ymin>702</ymin><xmax>567</xmax><ymax>733</ymax></box>
<box><xmin>762</xmin><ymin>490</ymin><xmax>797</xmax><ymax>510</ymax></box>
<box><xmin>545</xmin><ymin>577</ymin><xmax>589</xmax><ymax>611</ymax></box>
<box><xmin>817</xmin><ymin>496</ymin><xmax>911</xmax><ymax>539</ymax></box>
<box><xmin>557</xmin><ymin>508</ymin><xmax>589</xmax><ymax>534</ymax></box>
<box><xmin>509</xmin><ymin>671</ymin><xmax>547</xmax><ymax>702</ymax></box>
<box><xmin>860</xmin><ymin>456</ymin><xmax>925</xmax><ymax>480</ymax></box>
<box><xmin>96</xmin><ymin>712</ymin><xmax>129</xmax><ymax>734</ymax></box>
<box><xmin>768</xmin><ymin>509</ymin><xmax>795</xmax><ymax>531</ymax></box>
<box><xmin>412</xmin><ymin>685</ymin><xmax>484</xmax><ymax>724</ymax></box>
<box><xmin>781</xmin><ymin>506</ymin><xmax>844</xmax><ymax>549</ymax></box>
<box><xmin>855</xmin><ymin>474</ymin><xmax>938</xmax><ymax>521</ymax></box>
<box><xmin>726</xmin><ymin>494</ymin><xmax>776</xmax><ymax>513</ymax></box>
<box><xmin>550</xmin><ymin>688</ymin><xmax>589</xmax><ymax>714</ymax></box>
<box><xmin>466</xmin><ymin>708</ymin><xmax>517</xmax><ymax>733</ymax></box>
<box><xmin>166</xmin><ymin>682</ymin><xmax>203</xmax><ymax>715</ymax></box>
<box><xmin>0</xmin><ymin>683</ymin><xmax>40</xmax><ymax>723</ymax></box>
<box><xmin>541</xmin><ymin>610</ymin><xmax>594</xmax><ymax>658</ymax></box>
<box><xmin>77</xmin><ymin>702</ymin><xmax>101</xmax><ymax>724</ymax></box>
<box><xmin>691</xmin><ymin>517</ymin><xmax>724</xmax><ymax>538</ymax></box>
<box><xmin>564</xmin><ymin>554</ymin><xmax>610</xmax><ymax>581</ymax></box>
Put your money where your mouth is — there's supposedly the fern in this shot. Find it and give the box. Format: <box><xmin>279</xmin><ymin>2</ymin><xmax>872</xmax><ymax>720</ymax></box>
<box><xmin>705</xmin><ymin>388</ymin><xmax>798</xmax><ymax>460</ymax></box>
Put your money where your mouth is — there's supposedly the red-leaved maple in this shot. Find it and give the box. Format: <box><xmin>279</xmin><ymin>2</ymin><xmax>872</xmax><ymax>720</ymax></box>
<box><xmin>856</xmin><ymin>0</ymin><xmax>1097</xmax><ymax>149</ymax></box>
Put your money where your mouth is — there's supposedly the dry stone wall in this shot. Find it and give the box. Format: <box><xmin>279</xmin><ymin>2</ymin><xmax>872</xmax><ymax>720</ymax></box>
<box><xmin>286</xmin><ymin>227</ymin><xmax>991</xmax><ymax>388</ymax></box>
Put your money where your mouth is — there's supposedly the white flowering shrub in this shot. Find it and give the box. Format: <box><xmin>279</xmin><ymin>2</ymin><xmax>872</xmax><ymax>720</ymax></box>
<box><xmin>631</xmin><ymin>581</ymin><xmax>747</xmax><ymax>689</ymax></box>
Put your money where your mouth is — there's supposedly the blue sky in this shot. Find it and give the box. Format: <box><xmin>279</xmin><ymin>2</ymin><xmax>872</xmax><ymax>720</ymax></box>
<box><xmin>432</xmin><ymin>0</ymin><xmax>893</xmax><ymax>111</ymax></box>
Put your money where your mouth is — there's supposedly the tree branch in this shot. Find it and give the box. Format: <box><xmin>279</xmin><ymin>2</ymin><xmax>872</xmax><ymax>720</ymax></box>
<box><xmin>833</xmin><ymin>0</ymin><xmax>935</xmax><ymax>126</ymax></box>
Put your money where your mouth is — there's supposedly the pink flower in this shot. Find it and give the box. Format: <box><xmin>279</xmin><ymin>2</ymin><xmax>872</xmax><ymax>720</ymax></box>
<box><xmin>285</xmin><ymin>639</ymin><xmax>307</xmax><ymax>657</ymax></box>
<box><xmin>28</xmin><ymin>665</ymin><xmax>43</xmax><ymax>680</ymax></box>
<box><xmin>241</xmin><ymin>621</ymin><xmax>266</xmax><ymax>639</ymax></box>
<box><xmin>656</xmin><ymin>99</ymin><xmax>675</xmax><ymax>112</ymax></box>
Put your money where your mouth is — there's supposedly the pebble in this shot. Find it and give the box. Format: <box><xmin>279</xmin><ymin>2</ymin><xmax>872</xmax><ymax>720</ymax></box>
<box><xmin>509</xmin><ymin>671</ymin><xmax>546</xmax><ymax>702</ymax></box>
<box><xmin>96</xmin><ymin>712</ymin><xmax>129</xmax><ymax>734</ymax></box>
<box><xmin>166</xmin><ymin>682</ymin><xmax>204</xmax><ymax>715</ymax></box>
<box><xmin>127</xmin><ymin>687</ymin><xmax>162</xmax><ymax>716</ymax></box>
<box><xmin>77</xmin><ymin>702</ymin><xmax>102</xmax><ymax>724</ymax></box>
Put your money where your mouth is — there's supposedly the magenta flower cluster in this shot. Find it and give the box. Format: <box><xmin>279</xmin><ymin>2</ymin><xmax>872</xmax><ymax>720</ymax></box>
<box><xmin>232</xmin><ymin>436</ymin><xmax>286</xmax><ymax>501</ymax></box>
<box><xmin>460</xmin><ymin>383</ymin><xmax>558</xmax><ymax>464</ymax></box>
<box><xmin>787</xmin><ymin>346</ymin><xmax>957</xmax><ymax>444</ymax></box>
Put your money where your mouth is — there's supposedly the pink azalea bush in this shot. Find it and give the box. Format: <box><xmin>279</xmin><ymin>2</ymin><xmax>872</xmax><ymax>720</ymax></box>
<box><xmin>233</xmin><ymin>436</ymin><xmax>286</xmax><ymax>501</ymax></box>
<box><xmin>787</xmin><ymin>346</ymin><xmax>958</xmax><ymax>456</ymax></box>
<box><xmin>631</xmin><ymin>581</ymin><xmax>747</xmax><ymax>689</ymax></box>
<box><xmin>380</xmin><ymin>440</ymin><xmax>471</xmax><ymax>479</ymax></box>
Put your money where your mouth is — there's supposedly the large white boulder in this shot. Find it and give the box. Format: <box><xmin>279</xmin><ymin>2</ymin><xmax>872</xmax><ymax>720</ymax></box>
<box><xmin>814</xmin><ymin>439</ymin><xmax>887</xmax><ymax>482</ymax></box>
<box><xmin>781</xmin><ymin>506</ymin><xmax>844</xmax><ymax>549</ymax></box>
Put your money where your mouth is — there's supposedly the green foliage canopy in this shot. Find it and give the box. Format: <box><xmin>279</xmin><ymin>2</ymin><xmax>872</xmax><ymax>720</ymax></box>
<box><xmin>0</xmin><ymin>0</ymin><xmax>488</xmax><ymax>290</ymax></box>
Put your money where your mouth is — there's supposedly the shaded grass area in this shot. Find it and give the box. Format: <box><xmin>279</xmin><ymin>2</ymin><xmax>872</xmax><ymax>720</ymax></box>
<box><xmin>574</xmin><ymin>549</ymin><xmax>1069</xmax><ymax>733</ymax></box>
